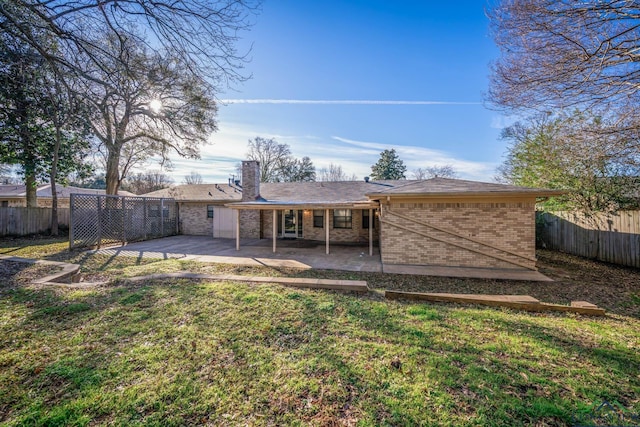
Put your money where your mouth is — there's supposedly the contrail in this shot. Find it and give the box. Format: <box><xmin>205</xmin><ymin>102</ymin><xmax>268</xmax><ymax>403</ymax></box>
<box><xmin>219</xmin><ymin>99</ymin><xmax>481</xmax><ymax>105</ymax></box>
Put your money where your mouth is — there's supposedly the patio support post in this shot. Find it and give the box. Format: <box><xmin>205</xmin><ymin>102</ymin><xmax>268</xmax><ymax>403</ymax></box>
<box><xmin>369</xmin><ymin>208</ymin><xmax>373</xmax><ymax>256</ymax></box>
<box><xmin>235</xmin><ymin>209</ymin><xmax>240</xmax><ymax>251</ymax></box>
<box><xmin>325</xmin><ymin>208</ymin><xmax>330</xmax><ymax>255</ymax></box>
<box><xmin>272</xmin><ymin>209</ymin><xmax>277</xmax><ymax>253</ymax></box>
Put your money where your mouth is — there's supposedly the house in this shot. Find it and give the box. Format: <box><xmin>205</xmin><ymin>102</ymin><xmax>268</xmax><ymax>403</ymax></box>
<box><xmin>144</xmin><ymin>161</ymin><xmax>561</xmax><ymax>274</ymax></box>
<box><xmin>0</xmin><ymin>184</ymin><xmax>135</xmax><ymax>208</ymax></box>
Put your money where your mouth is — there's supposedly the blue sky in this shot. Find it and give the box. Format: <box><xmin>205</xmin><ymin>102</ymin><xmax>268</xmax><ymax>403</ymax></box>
<box><xmin>169</xmin><ymin>0</ymin><xmax>511</xmax><ymax>183</ymax></box>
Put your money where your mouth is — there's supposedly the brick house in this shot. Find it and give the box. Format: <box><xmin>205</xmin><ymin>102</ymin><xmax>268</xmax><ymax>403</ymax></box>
<box><xmin>145</xmin><ymin>160</ymin><xmax>559</xmax><ymax>273</ymax></box>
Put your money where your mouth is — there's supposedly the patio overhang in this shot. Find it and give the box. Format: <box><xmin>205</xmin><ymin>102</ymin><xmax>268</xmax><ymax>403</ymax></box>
<box><xmin>224</xmin><ymin>200</ymin><xmax>380</xmax><ymax>257</ymax></box>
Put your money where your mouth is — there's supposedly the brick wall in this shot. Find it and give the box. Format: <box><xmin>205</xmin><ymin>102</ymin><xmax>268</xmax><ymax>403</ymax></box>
<box><xmin>240</xmin><ymin>210</ymin><xmax>260</xmax><ymax>238</ymax></box>
<box><xmin>179</xmin><ymin>202</ymin><xmax>212</xmax><ymax>236</ymax></box>
<box><xmin>380</xmin><ymin>200</ymin><xmax>536</xmax><ymax>270</ymax></box>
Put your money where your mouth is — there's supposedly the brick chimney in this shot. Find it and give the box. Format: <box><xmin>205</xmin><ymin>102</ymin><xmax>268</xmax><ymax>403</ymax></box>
<box><xmin>241</xmin><ymin>160</ymin><xmax>261</xmax><ymax>201</ymax></box>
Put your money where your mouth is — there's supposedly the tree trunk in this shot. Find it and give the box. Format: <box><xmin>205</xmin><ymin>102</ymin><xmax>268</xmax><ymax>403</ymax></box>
<box><xmin>105</xmin><ymin>150</ymin><xmax>121</xmax><ymax>195</ymax></box>
<box><xmin>49</xmin><ymin>127</ymin><xmax>62</xmax><ymax>236</ymax></box>
<box><xmin>25</xmin><ymin>174</ymin><xmax>37</xmax><ymax>207</ymax></box>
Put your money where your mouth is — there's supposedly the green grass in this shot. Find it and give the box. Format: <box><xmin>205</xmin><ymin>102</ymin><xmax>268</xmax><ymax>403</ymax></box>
<box><xmin>0</xmin><ymin>237</ymin><xmax>639</xmax><ymax>426</ymax></box>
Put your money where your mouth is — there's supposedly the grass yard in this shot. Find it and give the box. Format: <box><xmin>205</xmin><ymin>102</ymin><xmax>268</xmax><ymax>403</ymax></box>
<box><xmin>0</xmin><ymin>236</ymin><xmax>639</xmax><ymax>426</ymax></box>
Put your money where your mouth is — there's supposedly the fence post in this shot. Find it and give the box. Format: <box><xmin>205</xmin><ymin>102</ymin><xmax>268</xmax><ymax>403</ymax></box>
<box><xmin>160</xmin><ymin>198</ymin><xmax>164</xmax><ymax>236</ymax></box>
<box><xmin>141</xmin><ymin>198</ymin><xmax>146</xmax><ymax>240</ymax></box>
<box><xmin>96</xmin><ymin>195</ymin><xmax>102</xmax><ymax>249</ymax></box>
<box><xmin>122</xmin><ymin>196</ymin><xmax>127</xmax><ymax>244</ymax></box>
<box><xmin>69</xmin><ymin>194</ymin><xmax>75</xmax><ymax>250</ymax></box>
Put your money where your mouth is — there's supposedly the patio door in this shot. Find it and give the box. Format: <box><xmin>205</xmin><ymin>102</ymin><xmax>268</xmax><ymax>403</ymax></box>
<box><xmin>282</xmin><ymin>209</ymin><xmax>302</xmax><ymax>238</ymax></box>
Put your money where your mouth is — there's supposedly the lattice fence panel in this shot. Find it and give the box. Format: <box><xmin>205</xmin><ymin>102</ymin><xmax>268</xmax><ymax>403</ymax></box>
<box><xmin>70</xmin><ymin>194</ymin><xmax>177</xmax><ymax>249</ymax></box>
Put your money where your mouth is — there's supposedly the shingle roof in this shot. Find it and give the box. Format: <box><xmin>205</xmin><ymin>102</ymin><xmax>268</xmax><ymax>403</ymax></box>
<box><xmin>140</xmin><ymin>178</ymin><xmax>560</xmax><ymax>206</ymax></box>
<box><xmin>142</xmin><ymin>183</ymin><xmax>243</xmax><ymax>201</ymax></box>
<box><xmin>365</xmin><ymin>178</ymin><xmax>564</xmax><ymax>197</ymax></box>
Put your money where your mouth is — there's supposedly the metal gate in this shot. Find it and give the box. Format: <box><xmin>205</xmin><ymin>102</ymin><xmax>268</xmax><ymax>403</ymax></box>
<box><xmin>69</xmin><ymin>194</ymin><xmax>177</xmax><ymax>249</ymax></box>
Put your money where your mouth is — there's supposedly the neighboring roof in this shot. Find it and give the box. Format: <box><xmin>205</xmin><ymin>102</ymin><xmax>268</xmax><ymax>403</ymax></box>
<box><xmin>365</xmin><ymin>178</ymin><xmax>565</xmax><ymax>198</ymax></box>
<box><xmin>0</xmin><ymin>184</ymin><xmax>135</xmax><ymax>198</ymax></box>
<box><xmin>143</xmin><ymin>183</ymin><xmax>243</xmax><ymax>202</ymax></box>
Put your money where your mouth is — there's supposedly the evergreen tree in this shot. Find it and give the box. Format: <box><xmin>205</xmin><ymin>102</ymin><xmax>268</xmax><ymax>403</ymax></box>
<box><xmin>370</xmin><ymin>149</ymin><xmax>407</xmax><ymax>180</ymax></box>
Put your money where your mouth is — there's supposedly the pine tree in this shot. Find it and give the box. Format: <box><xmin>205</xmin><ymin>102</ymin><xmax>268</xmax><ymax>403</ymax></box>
<box><xmin>370</xmin><ymin>149</ymin><xmax>407</xmax><ymax>180</ymax></box>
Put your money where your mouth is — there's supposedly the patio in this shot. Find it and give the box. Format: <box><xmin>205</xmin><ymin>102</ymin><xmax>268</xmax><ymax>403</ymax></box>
<box><xmin>93</xmin><ymin>235</ymin><xmax>383</xmax><ymax>272</ymax></box>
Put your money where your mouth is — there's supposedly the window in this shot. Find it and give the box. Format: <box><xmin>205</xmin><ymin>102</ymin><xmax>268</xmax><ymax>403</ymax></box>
<box><xmin>333</xmin><ymin>209</ymin><xmax>352</xmax><ymax>229</ymax></box>
<box><xmin>362</xmin><ymin>209</ymin><xmax>375</xmax><ymax>229</ymax></box>
<box><xmin>207</xmin><ymin>205</ymin><xmax>214</xmax><ymax>219</ymax></box>
<box><xmin>1</xmin><ymin>201</ymin><xmax>7</xmax><ymax>207</ymax></box>
<box><xmin>313</xmin><ymin>210</ymin><xmax>324</xmax><ymax>228</ymax></box>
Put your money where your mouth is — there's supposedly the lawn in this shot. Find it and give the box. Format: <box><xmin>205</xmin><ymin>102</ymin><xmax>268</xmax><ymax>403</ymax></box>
<box><xmin>0</xmin><ymin>236</ymin><xmax>639</xmax><ymax>426</ymax></box>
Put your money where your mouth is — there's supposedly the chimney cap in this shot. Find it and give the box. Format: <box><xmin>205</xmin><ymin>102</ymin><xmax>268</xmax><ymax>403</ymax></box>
<box><xmin>364</xmin><ymin>176</ymin><xmax>370</xmax><ymax>182</ymax></box>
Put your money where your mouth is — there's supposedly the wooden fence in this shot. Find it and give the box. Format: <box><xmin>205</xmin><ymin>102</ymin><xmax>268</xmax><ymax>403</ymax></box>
<box><xmin>0</xmin><ymin>207</ymin><xmax>70</xmax><ymax>237</ymax></box>
<box><xmin>537</xmin><ymin>210</ymin><xmax>640</xmax><ymax>268</ymax></box>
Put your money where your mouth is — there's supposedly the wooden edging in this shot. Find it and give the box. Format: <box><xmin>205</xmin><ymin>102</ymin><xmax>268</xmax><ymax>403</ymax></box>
<box><xmin>384</xmin><ymin>291</ymin><xmax>606</xmax><ymax>316</ymax></box>
<box><xmin>126</xmin><ymin>272</ymin><xmax>370</xmax><ymax>293</ymax></box>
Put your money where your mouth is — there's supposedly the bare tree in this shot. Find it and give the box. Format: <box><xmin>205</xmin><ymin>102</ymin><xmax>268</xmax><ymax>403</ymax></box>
<box><xmin>121</xmin><ymin>171</ymin><xmax>174</xmax><ymax>195</ymax></box>
<box><xmin>0</xmin><ymin>0</ymin><xmax>257</xmax><ymax>89</ymax></box>
<box><xmin>1</xmin><ymin>1</ymin><xmax>257</xmax><ymax>195</ymax></box>
<box><xmin>318</xmin><ymin>163</ymin><xmax>357</xmax><ymax>181</ymax></box>
<box><xmin>488</xmin><ymin>1</ymin><xmax>640</xmax><ymax>113</ymax></box>
<box><xmin>183</xmin><ymin>171</ymin><xmax>203</xmax><ymax>185</ymax></box>
<box><xmin>412</xmin><ymin>165</ymin><xmax>458</xmax><ymax>180</ymax></box>
<box><xmin>85</xmin><ymin>34</ymin><xmax>217</xmax><ymax>194</ymax></box>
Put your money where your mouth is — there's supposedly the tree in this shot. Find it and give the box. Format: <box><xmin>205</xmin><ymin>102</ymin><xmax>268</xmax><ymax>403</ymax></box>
<box><xmin>84</xmin><ymin>33</ymin><xmax>217</xmax><ymax>194</ymax></box>
<box><xmin>277</xmin><ymin>156</ymin><xmax>316</xmax><ymax>182</ymax></box>
<box><xmin>0</xmin><ymin>36</ymin><xmax>91</xmax><ymax>210</ymax></box>
<box><xmin>370</xmin><ymin>149</ymin><xmax>407</xmax><ymax>180</ymax></box>
<box><xmin>488</xmin><ymin>1</ymin><xmax>640</xmax><ymax>113</ymax></box>
<box><xmin>183</xmin><ymin>171</ymin><xmax>204</xmax><ymax>185</ymax></box>
<box><xmin>0</xmin><ymin>0</ymin><xmax>257</xmax><ymax>90</ymax></box>
<box><xmin>497</xmin><ymin>111</ymin><xmax>640</xmax><ymax>212</ymax></box>
<box><xmin>412</xmin><ymin>165</ymin><xmax>458</xmax><ymax>180</ymax></box>
<box><xmin>318</xmin><ymin>163</ymin><xmax>357</xmax><ymax>181</ymax></box>
<box><xmin>121</xmin><ymin>171</ymin><xmax>174</xmax><ymax>195</ymax></box>
<box><xmin>1</xmin><ymin>1</ymin><xmax>256</xmax><ymax>196</ymax></box>
<box><xmin>246</xmin><ymin>137</ymin><xmax>316</xmax><ymax>182</ymax></box>
<box><xmin>246</xmin><ymin>137</ymin><xmax>291</xmax><ymax>182</ymax></box>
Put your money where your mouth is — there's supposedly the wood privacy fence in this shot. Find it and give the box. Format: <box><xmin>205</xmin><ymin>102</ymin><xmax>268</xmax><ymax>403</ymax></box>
<box><xmin>537</xmin><ymin>210</ymin><xmax>640</xmax><ymax>268</ymax></box>
<box><xmin>0</xmin><ymin>207</ymin><xmax>70</xmax><ymax>237</ymax></box>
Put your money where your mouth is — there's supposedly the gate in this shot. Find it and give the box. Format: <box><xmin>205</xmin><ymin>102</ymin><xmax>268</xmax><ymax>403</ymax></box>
<box><xmin>70</xmin><ymin>194</ymin><xmax>178</xmax><ymax>249</ymax></box>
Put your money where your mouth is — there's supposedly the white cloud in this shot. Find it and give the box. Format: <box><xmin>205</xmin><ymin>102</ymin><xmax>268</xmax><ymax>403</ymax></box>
<box><xmin>331</xmin><ymin>136</ymin><xmax>497</xmax><ymax>181</ymax></box>
<box><xmin>155</xmin><ymin>124</ymin><xmax>497</xmax><ymax>184</ymax></box>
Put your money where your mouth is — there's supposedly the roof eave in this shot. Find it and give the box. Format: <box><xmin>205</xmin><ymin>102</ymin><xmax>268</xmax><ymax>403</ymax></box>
<box><xmin>366</xmin><ymin>190</ymin><xmax>566</xmax><ymax>199</ymax></box>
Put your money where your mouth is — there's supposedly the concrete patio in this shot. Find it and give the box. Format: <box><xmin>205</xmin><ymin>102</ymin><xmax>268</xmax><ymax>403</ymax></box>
<box><xmin>93</xmin><ymin>235</ymin><xmax>383</xmax><ymax>272</ymax></box>
<box><xmin>92</xmin><ymin>235</ymin><xmax>552</xmax><ymax>280</ymax></box>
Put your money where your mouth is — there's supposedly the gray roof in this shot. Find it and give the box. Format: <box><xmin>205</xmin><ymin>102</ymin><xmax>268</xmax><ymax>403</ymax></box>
<box><xmin>143</xmin><ymin>178</ymin><xmax>557</xmax><ymax>207</ymax></box>
<box><xmin>0</xmin><ymin>184</ymin><xmax>135</xmax><ymax>198</ymax></box>
<box><xmin>143</xmin><ymin>183</ymin><xmax>243</xmax><ymax>201</ymax></box>
<box><xmin>365</xmin><ymin>178</ymin><xmax>563</xmax><ymax>197</ymax></box>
